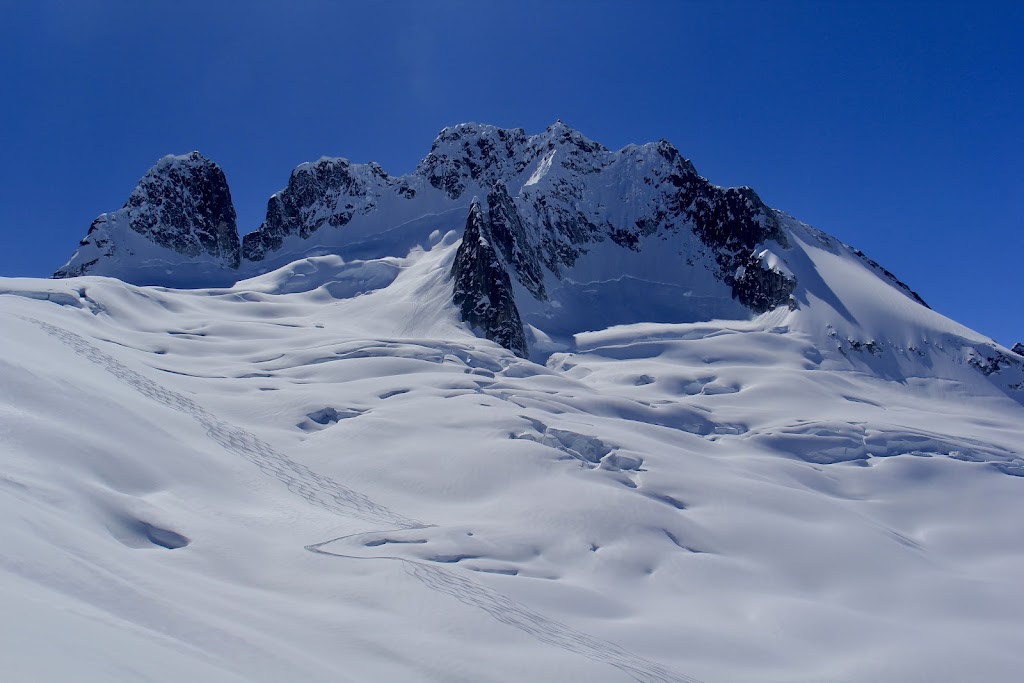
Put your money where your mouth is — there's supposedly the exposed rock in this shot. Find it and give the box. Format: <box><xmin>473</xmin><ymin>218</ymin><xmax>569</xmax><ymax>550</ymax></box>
<box><xmin>55</xmin><ymin>152</ymin><xmax>239</xmax><ymax>278</ymax></box>
<box><xmin>418</xmin><ymin>124</ymin><xmax>535</xmax><ymax>200</ymax></box>
<box><xmin>243</xmin><ymin>157</ymin><xmax>371</xmax><ymax>262</ymax></box>
<box><xmin>968</xmin><ymin>348</ymin><xmax>1021</xmax><ymax>376</ymax></box>
<box><xmin>485</xmin><ymin>182</ymin><xmax>546</xmax><ymax>301</ymax></box>
<box><xmin>123</xmin><ymin>152</ymin><xmax>238</xmax><ymax>264</ymax></box>
<box><xmin>665</xmin><ymin>161</ymin><xmax>797</xmax><ymax>311</ymax></box>
<box><xmin>1012</xmin><ymin>343</ymin><xmax>1024</xmax><ymax>357</ymax></box>
<box><xmin>730</xmin><ymin>252</ymin><xmax>797</xmax><ymax>313</ymax></box>
<box><xmin>451</xmin><ymin>202</ymin><xmax>527</xmax><ymax>357</ymax></box>
<box><xmin>52</xmin><ymin>124</ymin><xmax>954</xmax><ymax>363</ymax></box>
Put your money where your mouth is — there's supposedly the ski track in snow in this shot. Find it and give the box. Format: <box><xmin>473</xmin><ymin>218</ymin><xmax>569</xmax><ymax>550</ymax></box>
<box><xmin>24</xmin><ymin>317</ymin><xmax>422</xmax><ymax>529</ymax></box>
<box><xmin>26</xmin><ymin>316</ymin><xmax>699</xmax><ymax>683</ymax></box>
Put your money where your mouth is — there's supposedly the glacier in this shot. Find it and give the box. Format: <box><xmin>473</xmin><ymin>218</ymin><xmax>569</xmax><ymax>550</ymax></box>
<box><xmin>2</xmin><ymin>122</ymin><xmax>1023</xmax><ymax>682</ymax></box>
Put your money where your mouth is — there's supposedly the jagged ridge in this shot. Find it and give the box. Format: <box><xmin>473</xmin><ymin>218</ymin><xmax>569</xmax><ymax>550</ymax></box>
<box><xmin>54</xmin><ymin>123</ymin><xmax>954</xmax><ymax>359</ymax></box>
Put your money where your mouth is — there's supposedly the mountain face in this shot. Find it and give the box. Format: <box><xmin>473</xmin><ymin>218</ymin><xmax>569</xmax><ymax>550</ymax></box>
<box><xmin>7</xmin><ymin>122</ymin><xmax>1024</xmax><ymax>682</ymax></box>
<box><xmin>240</xmin><ymin>157</ymin><xmax>415</xmax><ymax>262</ymax></box>
<box><xmin>55</xmin><ymin>152</ymin><xmax>239</xmax><ymax>284</ymax></box>
<box><xmin>48</xmin><ymin>122</ymin><xmax>1017</xmax><ymax>391</ymax></box>
<box><xmin>451</xmin><ymin>201</ymin><xmax>528</xmax><ymax>357</ymax></box>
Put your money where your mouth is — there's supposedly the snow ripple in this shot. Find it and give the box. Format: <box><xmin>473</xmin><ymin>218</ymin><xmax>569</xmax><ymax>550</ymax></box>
<box><xmin>26</xmin><ymin>316</ymin><xmax>699</xmax><ymax>683</ymax></box>
<box><xmin>25</xmin><ymin>317</ymin><xmax>422</xmax><ymax>528</ymax></box>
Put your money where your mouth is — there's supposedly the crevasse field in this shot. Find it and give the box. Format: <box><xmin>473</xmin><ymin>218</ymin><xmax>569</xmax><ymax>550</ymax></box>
<box><xmin>2</xmin><ymin>220</ymin><xmax>1023</xmax><ymax>682</ymax></box>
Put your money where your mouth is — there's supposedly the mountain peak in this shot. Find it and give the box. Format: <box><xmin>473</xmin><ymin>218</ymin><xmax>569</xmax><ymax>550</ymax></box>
<box><xmin>430</xmin><ymin>122</ymin><xmax>526</xmax><ymax>147</ymax></box>
<box><xmin>54</xmin><ymin>151</ymin><xmax>239</xmax><ymax>282</ymax></box>
<box><xmin>156</xmin><ymin>150</ymin><xmax>213</xmax><ymax>166</ymax></box>
<box><xmin>541</xmin><ymin>119</ymin><xmax>606</xmax><ymax>152</ymax></box>
<box><xmin>293</xmin><ymin>156</ymin><xmax>351</xmax><ymax>174</ymax></box>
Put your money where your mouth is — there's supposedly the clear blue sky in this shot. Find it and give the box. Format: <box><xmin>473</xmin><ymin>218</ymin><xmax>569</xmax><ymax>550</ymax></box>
<box><xmin>2</xmin><ymin>1</ymin><xmax>1020</xmax><ymax>344</ymax></box>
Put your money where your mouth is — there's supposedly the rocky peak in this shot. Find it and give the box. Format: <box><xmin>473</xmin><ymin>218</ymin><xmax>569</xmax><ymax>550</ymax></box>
<box><xmin>541</xmin><ymin>120</ymin><xmax>607</xmax><ymax>154</ymax></box>
<box><xmin>242</xmin><ymin>157</ymin><xmax>380</xmax><ymax>262</ymax></box>
<box><xmin>123</xmin><ymin>152</ymin><xmax>238</xmax><ymax>263</ymax></box>
<box><xmin>450</xmin><ymin>201</ymin><xmax>528</xmax><ymax>358</ymax></box>
<box><xmin>54</xmin><ymin>151</ymin><xmax>239</xmax><ymax>279</ymax></box>
<box><xmin>1012</xmin><ymin>343</ymin><xmax>1024</xmax><ymax>357</ymax></box>
<box><xmin>405</xmin><ymin>123</ymin><xmax>799</xmax><ymax>348</ymax></box>
<box><xmin>417</xmin><ymin>123</ymin><xmax>534</xmax><ymax>200</ymax></box>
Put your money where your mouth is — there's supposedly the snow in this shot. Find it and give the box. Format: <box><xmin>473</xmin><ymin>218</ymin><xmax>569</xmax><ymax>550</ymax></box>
<box><xmin>524</xmin><ymin>149</ymin><xmax>556</xmax><ymax>187</ymax></box>
<box><xmin>2</xmin><ymin>214</ymin><xmax>1023</xmax><ymax>681</ymax></box>
<box><xmin>9</xmin><ymin>123</ymin><xmax>1024</xmax><ymax>681</ymax></box>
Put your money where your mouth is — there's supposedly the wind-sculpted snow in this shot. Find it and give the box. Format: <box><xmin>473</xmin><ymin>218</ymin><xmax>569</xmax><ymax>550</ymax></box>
<box><xmin>5</xmin><ymin>227</ymin><xmax>1024</xmax><ymax>682</ymax></box>
<box><xmin>23</xmin><ymin>314</ymin><xmax>699</xmax><ymax>683</ymax></box>
<box><xmin>309</xmin><ymin>533</ymin><xmax>699</xmax><ymax>683</ymax></box>
<box><xmin>25</xmin><ymin>317</ymin><xmax>422</xmax><ymax>529</ymax></box>
<box><xmin>748</xmin><ymin>420</ymin><xmax>1024</xmax><ymax>475</ymax></box>
<box><xmin>400</xmin><ymin>559</ymin><xmax>699</xmax><ymax>683</ymax></box>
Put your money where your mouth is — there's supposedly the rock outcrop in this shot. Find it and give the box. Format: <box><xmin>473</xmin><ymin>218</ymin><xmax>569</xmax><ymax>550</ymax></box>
<box><xmin>242</xmin><ymin>157</ymin><xmax>416</xmax><ymax>262</ymax></box>
<box><xmin>451</xmin><ymin>202</ymin><xmax>528</xmax><ymax>357</ymax></box>
<box><xmin>55</xmin><ymin>152</ymin><xmax>239</xmax><ymax>279</ymax></box>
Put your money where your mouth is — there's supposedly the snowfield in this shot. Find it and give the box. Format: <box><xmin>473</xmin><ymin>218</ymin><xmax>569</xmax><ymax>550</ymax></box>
<box><xmin>2</xmin><ymin>220</ymin><xmax>1023</xmax><ymax>682</ymax></box>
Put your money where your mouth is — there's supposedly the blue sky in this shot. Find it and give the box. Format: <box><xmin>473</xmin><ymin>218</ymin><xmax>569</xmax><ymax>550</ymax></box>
<box><xmin>1</xmin><ymin>1</ymin><xmax>1020</xmax><ymax>344</ymax></box>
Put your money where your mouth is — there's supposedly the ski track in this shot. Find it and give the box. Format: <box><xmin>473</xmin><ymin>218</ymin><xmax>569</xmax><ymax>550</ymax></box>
<box><xmin>26</xmin><ymin>316</ymin><xmax>700</xmax><ymax>683</ymax></box>
<box><xmin>25</xmin><ymin>317</ymin><xmax>422</xmax><ymax>529</ymax></box>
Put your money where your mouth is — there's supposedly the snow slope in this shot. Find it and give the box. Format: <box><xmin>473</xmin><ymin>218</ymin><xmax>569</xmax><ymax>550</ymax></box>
<box><xmin>3</xmin><ymin>219</ymin><xmax>1023</xmax><ymax>681</ymax></box>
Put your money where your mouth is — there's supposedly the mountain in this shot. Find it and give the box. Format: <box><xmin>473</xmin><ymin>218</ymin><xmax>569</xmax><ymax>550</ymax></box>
<box><xmin>55</xmin><ymin>151</ymin><xmax>240</xmax><ymax>286</ymax></box>
<box><xmin>52</xmin><ymin>122</ymin><xmax>1018</xmax><ymax>384</ymax></box>
<box><xmin>5</xmin><ymin>123</ymin><xmax>1023</xmax><ymax>682</ymax></box>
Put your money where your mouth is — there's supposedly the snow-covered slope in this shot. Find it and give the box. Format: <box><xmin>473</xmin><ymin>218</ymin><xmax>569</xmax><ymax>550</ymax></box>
<box><xmin>4</xmin><ymin>220</ymin><xmax>1024</xmax><ymax>681</ymax></box>
<box><xmin>8</xmin><ymin>122</ymin><xmax>1023</xmax><ymax>681</ymax></box>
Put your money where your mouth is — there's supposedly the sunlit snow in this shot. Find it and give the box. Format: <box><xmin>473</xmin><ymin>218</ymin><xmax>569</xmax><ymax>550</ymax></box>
<box><xmin>2</xmin><ymin>213</ymin><xmax>1023</xmax><ymax>681</ymax></box>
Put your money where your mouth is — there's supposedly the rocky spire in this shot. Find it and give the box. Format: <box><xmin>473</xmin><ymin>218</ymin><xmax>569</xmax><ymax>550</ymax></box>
<box><xmin>55</xmin><ymin>152</ymin><xmax>239</xmax><ymax>279</ymax></box>
<box><xmin>450</xmin><ymin>200</ymin><xmax>528</xmax><ymax>358</ymax></box>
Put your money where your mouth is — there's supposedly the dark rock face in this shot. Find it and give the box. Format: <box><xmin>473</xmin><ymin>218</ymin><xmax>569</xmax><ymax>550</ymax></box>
<box><xmin>730</xmin><ymin>252</ymin><xmax>797</xmax><ymax>313</ymax></box>
<box><xmin>418</xmin><ymin>126</ymin><xmax>535</xmax><ymax>200</ymax></box>
<box><xmin>690</xmin><ymin>192</ymin><xmax>795</xmax><ymax>311</ymax></box>
<box><xmin>242</xmin><ymin>158</ymin><xmax>369</xmax><ymax>262</ymax></box>
<box><xmin>55</xmin><ymin>152</ymin><xmax>239</xmax><ymax>278</ymax></box>
<box><xmin>485</xmin><ymin>182</ymin><xmax>546</xmax><ymax>301</ymax></box>
<box><xmin>126</xmin><ymin>152</ymin><xmax>238</xmax><ymax>265</ymax></box>
<box><xmin>1012</xmin><ymin>343</ymin><xmax>1024</xmax><ymax>357</ymax></box>
<box><xmin>655</xmin><ymin>148</ymin><xmax>796</xmax><ymax>311</ymax></box>
<box><xmin>451</xmin><ymin>202</ymin><xmax>528</xmax><ymax>357</ymax></box>
<box><xmin>687</xmin><ymin>185</ymin><xmax>786</xmax><ymax>251</ymax></box>
<box><xmin>969</xmin><ymin>348</ymin><xmax>1021</xmax><ymax>376</ymax></box>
